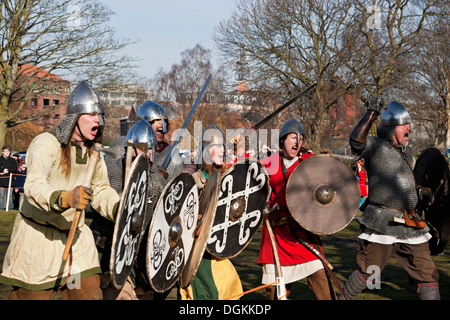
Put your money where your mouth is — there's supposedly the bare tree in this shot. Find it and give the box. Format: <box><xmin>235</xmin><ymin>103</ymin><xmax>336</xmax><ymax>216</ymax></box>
<box><xmin>214</xmin><ymin>0</ymin><xmax>362</xmax><ymax>151</ymax></box>
<box><xmin>214</xmin><ymin>0</ymin><xmax>443</xmax><ymax>151</ymax></box>
<box><xmin>151</xmin><ymin>44</ymin><xmax>227</xmax><ymax>121</ymax></box>
<box><xmin>397</xmin><ymin>1</ymin><xmax>449</xmax><ymax>149</ymax></box>
<box><xmin>0</xmin><ymin>0</ymin><xmax>137</xmax><ymax>146</ymax></box>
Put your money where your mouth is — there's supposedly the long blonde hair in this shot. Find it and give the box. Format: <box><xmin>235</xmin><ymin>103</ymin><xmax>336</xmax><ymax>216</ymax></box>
<box><xmin>60</xmin><ymin>141</ymin><xmax>94</xmax><ymax>177</ymax></box>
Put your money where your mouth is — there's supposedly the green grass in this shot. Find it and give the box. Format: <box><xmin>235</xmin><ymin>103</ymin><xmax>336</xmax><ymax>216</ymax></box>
<box><xmin>1</xmin><ymin>210</ymin><xmax>449</xmax><ymax>300</ymax></box>
<box><xmin>231</xmin><ymin>218</ymin><xmax>450</xmax><ymax>300</ymax></box>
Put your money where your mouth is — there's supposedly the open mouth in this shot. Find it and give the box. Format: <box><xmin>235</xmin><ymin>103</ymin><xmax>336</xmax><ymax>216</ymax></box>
<box><xmin>91</xmin><ymin>125</ymin><xmax>99</xmax><ymax>136</ymax></box>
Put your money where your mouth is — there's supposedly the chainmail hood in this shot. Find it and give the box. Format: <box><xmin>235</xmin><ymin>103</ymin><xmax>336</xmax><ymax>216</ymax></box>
<box><xmin>54</xmin><ymin>114</ymin><xmax>80</xmax><ymax>145</ymax></box>
<box><xmin>53</xmin><ymin>113</ymin><xmax>103</xmax><ymax>145</ymax></box>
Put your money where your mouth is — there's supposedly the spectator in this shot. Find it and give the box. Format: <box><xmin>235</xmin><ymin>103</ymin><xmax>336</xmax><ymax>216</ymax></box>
<box><xmin>355</xmin><ymin>160</ymin><xmax>368</xmax><ymax>209</ymax></box>
<box><xmin>14</xmin><ymin>161</ymin><xmax>27</xmax><ymax>210</ymax></box>
<box><xmin>0</xmin><ymin>146</ymin><xmax>18</xmax><ymax>210</ymax></box>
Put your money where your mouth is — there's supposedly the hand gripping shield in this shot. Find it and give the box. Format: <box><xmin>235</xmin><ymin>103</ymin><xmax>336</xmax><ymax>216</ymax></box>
<box><xmin>206</xmin><ymin>158</ymin><xmax>270</xmax><ymax>258</ymax></box>
<box><xmin>179</xmin><ymin>170</ymin><xmax>221</xmax><ymax>288</ymax></box>
<box><xmin>414</xmin><ymin>147</ymin><xmax>450</xmax><ymax>255</ymax></box>
<box><xmin>286</xmin><ymin>155</ymin><xmax>360</xmax><ymax>235</ymax></box>
<box><xmin>146</xmin><ymin>172</ymin><xmax>199</xmax><ymax>293</ymax></box>
<box><xmin>110</xmin><ymin>153</ymin><xmax>149</xmax><ymax>289</ymax></box>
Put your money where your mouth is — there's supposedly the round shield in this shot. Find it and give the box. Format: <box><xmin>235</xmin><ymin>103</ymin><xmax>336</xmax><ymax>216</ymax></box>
<box><xmin>414</xmin><ymin>147</ymin><xmax>450</xmax><ymax>255</ymax></box>
<box><xmin>146</xmin><ymin>172</ymin><xmax>199</xmax><ymax>293</ymax></box>
<box><xmin>179</xmin><ymin>170</ymin><xmax>221</xmax><ymax>288</ymax></box>
<box><xmin>110</xmin><ymin>153</ymin><xmax>148</xmax><ymax>289</ymax></box>
<box><xmin>286</xmin><ymin>155</ymin><xmax>360</xmax><ymax>235</ymax></box>
<box><xmin>206</xmin><ymin>158</ymin><xmax>269</xmax><ymax>259</ymax></box>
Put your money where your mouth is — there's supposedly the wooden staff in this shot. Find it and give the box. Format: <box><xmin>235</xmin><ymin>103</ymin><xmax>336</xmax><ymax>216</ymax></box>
<box><xmin>62</xmin><ymin>146</ymin><xmax>100</xmax><ymax>261</ymax></box>
<box><xmin>264</xmin><ymin>204</ymin><xmax>287</xmax><ymax>300</ymax></box>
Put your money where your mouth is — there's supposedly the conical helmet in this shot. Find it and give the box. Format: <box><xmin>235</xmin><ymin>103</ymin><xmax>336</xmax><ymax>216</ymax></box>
<box><xmin>380</xmin><ymin>101</ymin><xmax>411</xmax><ymax>126</ymax></box>
<box><xmin>126</xmin><ymin>119</ymin><xmax>157</xmax><ymax>162</ymax></box>
<box><xmin>280</xmin><ymin>118</ymin><xmax>304</xmax><ymax>144</ymax></box>
<box><xmin>67</xmin><ymin>81</ymin><xmax>105</xmax><ymax>126</ymax></box>
<box><xmin>137</xmin><ymin>100</ymin><xmax>168</xmax><ymax>133</ymax></box>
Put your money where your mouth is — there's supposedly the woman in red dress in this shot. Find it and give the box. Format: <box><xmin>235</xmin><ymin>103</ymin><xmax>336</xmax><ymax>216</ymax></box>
<box><xmin>258</xmin><ymin>119</ymin><xmax>335</xmax><ymax>300</ymax></box>
<box><xmin>355</xmin><ymin>160</ymin><xmax>368</xmax><ymax>208</ymax></box>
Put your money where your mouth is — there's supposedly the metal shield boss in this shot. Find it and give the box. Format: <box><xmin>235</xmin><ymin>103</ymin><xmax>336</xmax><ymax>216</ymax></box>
<box><xmin>286</xmin><ymin>155</ymin><xmax>360</xmax><ymax>235</ymax></box>
<box><xmin>146</xmin><ymin>172</ymin><xmax>199</xmax><ymax>293</ymax></box>
<box><xmin>110</xmin><ymin>153</ymin><xmax>148</xmax><ymax>289</ymax></box>
<box><xmin>414</xmin><ymin>147</ymin><xmax>450</xmax><ymax>255</ymax></box>
<box><xmin>206</xmin><ymin>158</ymin><xmax>270</xmax><ymax>258</ymax></box>
<box><xmin>179</xmin><ymin>170</ymin><xmax>221</xmax><ymax>289</ymax></box>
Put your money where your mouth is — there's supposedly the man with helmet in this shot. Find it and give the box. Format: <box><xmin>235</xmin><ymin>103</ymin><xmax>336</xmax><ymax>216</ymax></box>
<box><xmin>90</xmin><ymin>119</ymin><xmax>156</xmax><ymax>300</ymax></box>
<box><xmin>342</xmin><ymin>98</ymin><xmax>440</xmax><ymax>300</ymax></box>
<box><xmin>0</xmin><ymin>81</ymin><xmax>120</xmax><ymax>299</ymax></box>
<box><xmin>258</xmin><ymin>118</ymin><xmax>336</xmax><ymax>300</ymax></box>
<box><xmin>130</xmin><ymin>100</ymin><xmax>185</xmax><ymax>299</ymax></box>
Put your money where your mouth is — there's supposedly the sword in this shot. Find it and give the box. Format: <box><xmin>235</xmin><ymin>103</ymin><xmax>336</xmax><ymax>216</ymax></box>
<box><xmin>157</xmin><ymin>74</ymin><xmax>212</xmax><ymax>178</ymax></box>
<box><xmin>230</xmin><ymin>83</ymin><xmax>316</xmax><ymax>155</ymax></box>
<box><xmin>242</xmin><ymin>83</ymin><xmax>316</xmax><ymax>139</ymax></box>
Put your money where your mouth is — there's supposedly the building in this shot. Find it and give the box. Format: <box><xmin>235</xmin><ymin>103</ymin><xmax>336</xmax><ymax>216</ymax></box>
<box><xmin>16</xmin><ymin>64</ymin><xmax>71</xmax><ymax>130</ymax></box>
<box><xmin>99</xmin><ymin>84</ymin><xmax>153</xmax><ymax>108</ymax></box>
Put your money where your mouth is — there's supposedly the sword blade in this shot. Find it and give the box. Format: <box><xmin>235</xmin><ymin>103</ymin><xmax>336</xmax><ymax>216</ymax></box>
<box><xmin>160</xmin><ymin>74</ymin><xmax>212</xmax><ymax>172</ymax></box>
<box><xmin>242</xmin><ymin>83</ymin><xmax>317</xmax><ymax>138</ymax></box>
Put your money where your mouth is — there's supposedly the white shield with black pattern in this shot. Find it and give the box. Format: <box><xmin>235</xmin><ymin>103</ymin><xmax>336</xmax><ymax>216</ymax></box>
<box><xmin>146</xmin><ymin>172</ymin><xmax>199</xmax><ymax>293</ymax></box>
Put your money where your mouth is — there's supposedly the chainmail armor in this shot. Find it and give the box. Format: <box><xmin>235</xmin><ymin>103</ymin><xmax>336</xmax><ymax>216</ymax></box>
<box><xmin>355</xmin><ymin>135</ymin><xmax>429</xmax><ymax>239</ymax></box>
<box><xmin>144</xmin><ymin>144</ymin><xmax>184</xmax><ymax>230</ymax></box>
<box><xmin>104</xmin><ymin>135</ymin><xmax>128</xmax><ymax>194</ymax></box>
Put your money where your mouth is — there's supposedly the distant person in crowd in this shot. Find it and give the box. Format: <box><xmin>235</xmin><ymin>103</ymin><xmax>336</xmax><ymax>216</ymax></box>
<box><xmin>0</xmin><ymin>146</ymin><xmax>18</xmax><ymax>210</ymax></box>
<box><xmin>355</xmin><ymin>160</ymin><xmax>368</xmax><ymax>209</ymax></box>
<box><xmin>13</xmin><ymin>160</ymin><xmax>27</xmax><ymax>210</ymax></box>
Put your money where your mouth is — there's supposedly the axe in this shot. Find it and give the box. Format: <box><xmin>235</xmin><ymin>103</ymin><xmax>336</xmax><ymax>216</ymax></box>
<box><xmin>263</xmin><ymin>203</ymin><xmax>287</xmax><ymax>300</ymax></box>
<box><xmin>62</xmin><ymin>144</ymin><xmax>100</xmax><ymax>261</ymax></box>
<box><xmin>93</xmin><ymin>144</ymin><xmax>123</xmax><ymax>160</ymax></box>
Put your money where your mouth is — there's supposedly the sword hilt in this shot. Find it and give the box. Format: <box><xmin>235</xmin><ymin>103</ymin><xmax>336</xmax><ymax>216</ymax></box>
<box><xmin>157</xmin><ymin>165</ymin><xmax>168</xmax><ymax>179</ymax></box>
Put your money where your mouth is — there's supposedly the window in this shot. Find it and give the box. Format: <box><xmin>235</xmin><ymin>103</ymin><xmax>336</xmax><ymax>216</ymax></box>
<box><xmin>44</xmin><ymin>99</ymin><xmax>50</xmax><ymax>106</ymax></box>
<box><xmin>53</xmin><ymin>99</ymin><xmax>59</xmax><ymax>105</ymax></box>
<box><xmin>31</xmin><ymin>98</ymin><xmax>38</xmax><ymax>106</ymax></box>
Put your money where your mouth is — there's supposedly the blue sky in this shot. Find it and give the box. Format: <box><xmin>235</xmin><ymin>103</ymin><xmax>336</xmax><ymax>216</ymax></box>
<box><xmin>105</xmin><ymin>0</ymin><xmax>238</xmax><ymax>79</ymax></box>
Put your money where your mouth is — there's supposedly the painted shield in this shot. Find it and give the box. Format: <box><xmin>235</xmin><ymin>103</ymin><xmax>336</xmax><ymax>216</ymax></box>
<box><xmin>110</xmin><ymin>153</ymin><xmax>148</xmax><ymax>289</ymax></box>
<box><xmin>179</xmin><ymin>170</ymin><xmax>221</xmax><ymax>289</ymax></box>
<box><xmin>414</xmin><ymin>147</ymin><xmax>450</xmax><ymax>255</ymax></box>
<box><xmin>286</xmin><ymin>155</ymin><xmax>360</xmax><ymax>235</ymax></box>
<box><xmin>146</xmin><ymin>172</ymin><xmax>199</xmax><ymax>293</ymax></box>
<box><xmin>206</xmin><ymin>158</ymin><xmax>269</xmax><ymax>259</ymax></box>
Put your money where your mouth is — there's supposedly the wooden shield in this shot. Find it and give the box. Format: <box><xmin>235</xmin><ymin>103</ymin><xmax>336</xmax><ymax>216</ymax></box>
<box><xmin>206</xmin><ymin>158</ymin><xmax>269</xmax><ymax>259</ymax></box>
<box><xmin>414</xmin><ymin>147</ymin><xmax>450</xmax><ymax>255</ymax></box>
<box><xmin>110</xmin><ymin>153</ymin><xmax>148</xmax><ymax>289</ymax></box>
<box><xmin>286</xmin><ymin>155</ymin><xmax>359</xmax><ymax>235</ymax></box>
<box><xmin>146</xmin><ymin>172</ymin><xmax>199</xmax><ymax>293</ymax></box>
<box><xmin>179</xmin><ymin>170</ymin><xmax>221</xmax><ymax>289</ymax></box>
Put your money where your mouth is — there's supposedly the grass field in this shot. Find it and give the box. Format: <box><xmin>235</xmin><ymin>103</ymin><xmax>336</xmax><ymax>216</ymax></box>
<box><xmin>1</xmin><ymin>209</ymin><xmax>449</xmax><ymax>300</ymax></box>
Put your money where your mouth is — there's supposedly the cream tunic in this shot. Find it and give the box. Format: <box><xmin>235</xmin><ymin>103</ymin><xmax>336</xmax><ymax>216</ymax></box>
<box><xmin>0</xmin><ymin>132</ymin><xmax>120</xmax><ymax>290</ymax></box>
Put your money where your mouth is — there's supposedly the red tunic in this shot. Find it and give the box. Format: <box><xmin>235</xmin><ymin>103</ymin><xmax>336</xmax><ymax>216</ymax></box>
<box><xmin>258</xmin><ymin>152</ymin><xmax>323</xmax><ymax>265</ymax></box>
